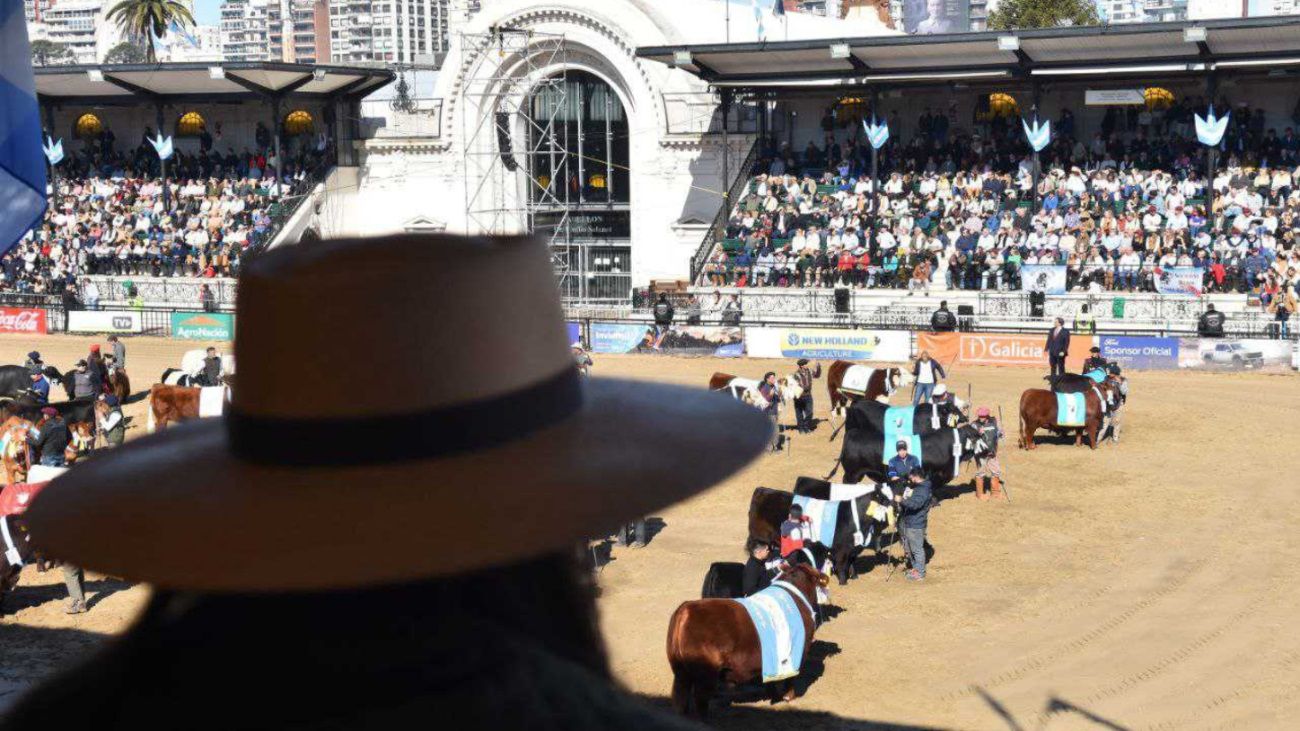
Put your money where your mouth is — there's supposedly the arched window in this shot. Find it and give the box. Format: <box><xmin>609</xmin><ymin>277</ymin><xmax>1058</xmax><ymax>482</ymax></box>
<box><xmin>528</xmin><ymin>71</ymin><xmax>629</xmax><ymax>206</ymax></box>
<box><xmin>74</xmin><ymin>113</ymin><xmax>103</xmax><ymax>140</ymax></box>
<box><xmin>1144</xmin><ymin>87</ymin><xmax>1174</xmax><ymax>111</ymax></box>
<box><xmin>176</xmin><ymin>111</ymin><xmax>206</xmax><ymax>137</ymax></box>
<box><xmin>284</xmin><ymin>109</ymin><xmax>314</xmax><ymax>135</ymax></box>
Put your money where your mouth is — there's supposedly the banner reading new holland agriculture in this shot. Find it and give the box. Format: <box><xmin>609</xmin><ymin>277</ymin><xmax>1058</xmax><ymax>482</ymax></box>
<box><xmin>747</xmin><ymin>328</ymin><xmax>910</xmax><ymax>361</ymax></box>
<box><xmin>171</xmin><ymin>312</ymin><xmax>235</xmax><ymax>340</ymax></box>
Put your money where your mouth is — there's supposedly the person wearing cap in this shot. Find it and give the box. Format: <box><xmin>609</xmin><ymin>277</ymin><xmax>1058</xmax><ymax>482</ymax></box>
<box><xmin>571</xmin><ymin>342</ymin><xmax>593</xmax><ymax>377</ymax></box>
<box><xmin>8</xmin><ymin>235</ymin><xmax>771</xmax><ymax>729</ymax></box>
<box><xmin>27</xmin><ymin>369</ymin><xmax>51</xmax><ymax>405</ymax></box>
<box><xmin>888</xmin><ymin>440</ymin><xmax>920</xmax><ymax>482</ymax></box>
<box><xmin>1045</xmin><ymin>317</ymin><xmax>1071</xmax><ymax>378</ymax></box>
<box><xmin>779</xmin><ymin>503</ymin><xmax>812</xmax><ymax>558</ymax></box>
<box><xmin>893</xmin><ymin>467</ymin><xmax>933</xmax><ymax>582</ymax></box>
<box><xmin>72</xmin><ymin>360</ymin><xmax>97</xmax><ymax>400</ymax></box>
<box><xmin>27</xmin><ymin>407</ymin><xmax>69</xmax><ymax>467</ymax></box>
<box><xmin>1082</xmin><ymin>346</ymin><xmax>1108</xmax><ymax>374</ymax></box>
<box><xmin>86</xmin><ymin>344</ymin><xmax>108</xmax><ymax>394</ymax></box>
<box><xmin>23</xmin><ymin>351</ymin><xmax>43</xmax><ymax>372</ymax></box>
<box><xmin>97</xmin><ymin>394</ymin><xmax>126</xmax><ymax>448</ymax></box>
<box><xmin>972</xmin><ymin>407</ymin><xmax>1004</xmax><ymax>501</ymax></box>
<box><xmin>791</xmin><ymin>358</ymin><xmax>821</xmax><ymax>434</ymax></box>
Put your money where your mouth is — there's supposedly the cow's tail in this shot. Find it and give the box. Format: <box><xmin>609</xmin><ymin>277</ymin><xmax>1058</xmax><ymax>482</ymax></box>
<box><xmin>823</xmin><ymin>456</ymin><xmax>842</xmax><ymax>481</ymax></box>
<box><xmin>666</xmin><ymin>606</ymin><xmax>693</xmax><ymax>715</ymax></box>
<box><xmin>1017</xmin><ymin>403</ymin><xmax>1025</xmax><ymax>449</ymax></box>
<box><xmin>146</xmin><ymin>393</ymin><xmax>156</xmax><ymax>434</ymax></box>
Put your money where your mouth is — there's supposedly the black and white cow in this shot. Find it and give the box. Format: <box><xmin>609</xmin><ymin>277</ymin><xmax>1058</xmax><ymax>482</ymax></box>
<box><xmin>747</xmin><ymin>480</ymin><xmax>895</xmax><ymax>585</ymax></box>
<box><xmin>844</xmin><ymin>399</ymin><xmax>967</xmax><ymax>435</ymax></box>
<box><xmin>828</xmin><ymin>423</ymin><xmax>989</xmax><ymax>486</ymax></box>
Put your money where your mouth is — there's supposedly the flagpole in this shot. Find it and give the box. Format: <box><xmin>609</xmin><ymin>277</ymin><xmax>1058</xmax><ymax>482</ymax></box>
<box><xmin>42</xmin><ymin>104</ymin><xmax>57</xmax><ymax>209</ymax></box>
<box><xmin>156</xmin><ymin>104</ymin><xmax>170</xmax><ymax>211</ymax></box>
<box><xmin>726</xmin><ymin>0</ymin><xmax>730</xmax><ymax>43</ymax></box>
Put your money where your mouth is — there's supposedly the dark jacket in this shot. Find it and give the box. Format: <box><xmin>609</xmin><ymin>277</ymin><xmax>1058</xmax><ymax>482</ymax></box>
<box><xmin>911</xmin><ymin>359</ymin><xmax>946</xmax><ymax>382</ymax></box>
<box><xmin>975</xmin><ymin>419</ymin><xmax>1001</xmax><ymax>458</ymax></box>
<box><xmin>652</xmin><ymin>300</ymin><xmax>674</xmax><ymax>326</ymax></box>
<box><xmin>793</xmin><ymin>364</ymin><xmax>821</xmax><ymax>393</ymax></box>
<box><xmin>202</xmin><ymin>356</ymin><xmax>222</xmax><ymax>386</ymax></box>
<box><xmin>930</xmin><ymin>307</ymin><xmax>957</xmax><ymax>332</ymax></box>
<box><xmin>899</xmin><ymin>479</ymin><xmax>934</xmax><ymax>530</ymax></box>
<box><xmin>28</xmin><ymin>417</ymin><xmax>70</xmax><ymax>462</ymax></box>
<box><xmin>1082</xmin><ymin>355</ymin><xmax>1109</xmax><ymax>373</ymax></box>
<box><xmin>87</xmin><ymin>354</ymin><xmax>107</xmax><ymax>389</ymax></box>
<box><xmin>887</xmin><ymin>454</ymin><xmax>920</xmax><ymax>480</ymax></box>
<box><xmin>1199</xmin><ymin>310</ymin><xmax>1225</xmax><ymax>337</ymax></box>
<box><xmin>1045</xmin><ymin>326</ymin><xmax>1071</xmax><ymax>356</ymax></box>
<box><xmin>742</xmin><ymin>556</ymin><xmax>773</xmax><ymax>596</ymax></box>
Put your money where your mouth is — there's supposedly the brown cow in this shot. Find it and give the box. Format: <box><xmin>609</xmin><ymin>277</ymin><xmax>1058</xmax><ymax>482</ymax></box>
<box><xmin>666</xmin><ymin>563</ymin><xmax>827</xmax><ymax>719</ymax></box>
<box><xmin>1018</xmin><ymin>387</ymin><xmax>1109</xmax><ymax>450</ymax></box>
<box><xmin>148</xmin><ymin>384</ymin><xmax>228</xmax><ymax>432</ymax></box>
<box><xmin>825</xmin><ymin>361</ymin><xmax>910</xmax><ymax>419</ymax></box>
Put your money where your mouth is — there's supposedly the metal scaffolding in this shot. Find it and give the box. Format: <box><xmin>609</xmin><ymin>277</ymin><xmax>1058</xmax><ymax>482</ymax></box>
<box><xmin>459</xmin><ymin>27</ymin><xmax>574</xmax><ymax>292</ymax></box>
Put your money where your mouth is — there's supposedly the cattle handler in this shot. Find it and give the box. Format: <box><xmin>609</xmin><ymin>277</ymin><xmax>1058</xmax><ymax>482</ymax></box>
<box><xmin>8</xmin><ymin>234</ymin><xmax>772</xmax><ymax>730</ymax></box>
<box><xmin>972</xmin><ymin>407</ymin><xmax>1004</xmax><ymax>501</ymax></box>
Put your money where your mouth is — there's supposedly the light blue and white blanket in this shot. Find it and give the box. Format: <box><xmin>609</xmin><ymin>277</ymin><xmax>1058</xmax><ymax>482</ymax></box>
<box><xmin>1056</xmin><ymin>392</ymin><xmax>1087</xmax><ymax>427</ymax></box>
<box><xmin>733</xmin><ymin>581</ymin><xmax>812</xmax><ymax>682</ymax></box>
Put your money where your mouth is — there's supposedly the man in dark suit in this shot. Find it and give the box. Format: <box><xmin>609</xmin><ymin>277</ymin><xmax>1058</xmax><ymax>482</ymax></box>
<box><xmin>1045</xmin><ymin>317</ymin><xmax>1070</xmax><ymax>377</ymax></box>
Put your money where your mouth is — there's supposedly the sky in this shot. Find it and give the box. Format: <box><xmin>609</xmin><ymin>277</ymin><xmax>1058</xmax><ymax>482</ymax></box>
<box><xmin>195</xmin><ymin>0</ymin><xmax>220</xmax><ymax>26</ymax></box>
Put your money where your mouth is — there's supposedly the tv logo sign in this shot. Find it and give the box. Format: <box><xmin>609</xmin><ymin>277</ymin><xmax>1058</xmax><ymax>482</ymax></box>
<box><xmin>67</xmin><ymin>311</ymin><xmax>143</xmax><ymax>334</ymax></box>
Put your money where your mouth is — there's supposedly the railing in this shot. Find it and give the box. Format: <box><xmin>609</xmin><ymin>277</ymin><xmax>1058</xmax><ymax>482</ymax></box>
<box><xmin>689</xmin><ymin>138</ymin><xmax>760</xmax><ymax>283</ymax></box>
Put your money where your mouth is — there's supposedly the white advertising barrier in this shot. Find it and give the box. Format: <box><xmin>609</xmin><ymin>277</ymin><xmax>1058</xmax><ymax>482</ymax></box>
<box><xmin>1182</xmin><ymin>338</ymin><xmax>1296</xmax><ymax>370</ymax></box>
<box><xmin>67</xmin><ymin>310</ymin><xmax>143</xmax><ymax>334</ymax></box>
<box><xmin>746</xmin><ymin>328</ymin><xmax>910</xmax><ymax>362</ymax></box>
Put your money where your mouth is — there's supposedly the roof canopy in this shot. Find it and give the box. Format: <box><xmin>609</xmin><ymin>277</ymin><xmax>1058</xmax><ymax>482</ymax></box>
<box><xmin>35</xmin><ymin>62</ymin><xmax>394</xmax><ymax>105</ymax></box>
<box><xmin>637</xmin><ymin>16</ymin><xmax>1300</xmax><ymax>88</ymax></box>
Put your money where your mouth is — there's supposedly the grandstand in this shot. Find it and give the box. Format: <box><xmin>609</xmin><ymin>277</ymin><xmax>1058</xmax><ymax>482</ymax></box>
<box><xmin>2</xmin><ymin>62</ymin><xmax>393</xmax><ymax>310</ymax></box>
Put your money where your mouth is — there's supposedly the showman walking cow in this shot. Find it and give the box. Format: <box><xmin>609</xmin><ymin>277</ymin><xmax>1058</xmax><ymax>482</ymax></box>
<box><xmin>708</xmin><ymin>372</ymin><xmax>802</xmax><ymax>410</ymax></box>
<box><xmin>825</xmin><ymin>362</ymin><xmax>911</xmax><ymax>419</ymax></box>
<box><xmin>666</xmin><ymin>563</ymin><xmax>828</xmax><ymax>719</ymax></box>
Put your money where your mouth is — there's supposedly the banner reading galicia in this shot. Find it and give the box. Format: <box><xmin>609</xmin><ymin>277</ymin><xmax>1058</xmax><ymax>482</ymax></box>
<box><xmin>1099</xmin><ymin>335</ymin><xmax>1179</xmax><ymax>370</ymax></box>
<box><xmin>1020</xmin><ymin>265</ymin><xmax>1067</xmax><ymax>295</ymax></box>
<box><xmin>171</xmin><ymin>312</ymin><xmax>235</xmax><ymax>341</ymax></box>
<box><xmin>1153</xmin><ymin>267</ymin><xmax>1203</xmax><ymax>296</ymax></box>
<box><xmin>746</xmin><ymin>328</ymin><xmax>910</xmax><ymax>361</ymax></box>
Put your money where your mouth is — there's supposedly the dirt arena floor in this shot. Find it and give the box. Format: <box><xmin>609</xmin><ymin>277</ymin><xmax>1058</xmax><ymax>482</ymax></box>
<box><xmin>3</xmin><ymin>335</ymin><xmax>1300</xmax><ymax>729</ymax></box>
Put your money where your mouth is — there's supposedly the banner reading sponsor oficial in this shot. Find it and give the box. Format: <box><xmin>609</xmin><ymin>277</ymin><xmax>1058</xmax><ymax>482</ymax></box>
<box><xmin>1020</xmin><ymin>265</ymin><xmax>1067</xmax><ymax>295</ymax></box>
<box><xmin>919</xmin><ymin>332</ymin><xmax>1092</xmax><ymax>370</ymax></box>
<box><xmin>1099</xmin><ymin>335</ymin><xmax>1178</xmax><ymax>370</ymax></box>
<box><xmin>746</xmin><ymin>328</ymin><xmax>910</xmax><ymax>361</ymax></box>
<box><xmin>171</xmin><ymin>312</ymin><xmax>235</xmax><ymax>340</ymax></box>
<box><xmin>1153</xmin><ymin>267</ymin><xmax>1203</xmax><ymax>296</ymax></box>
<box><xmin>0</xmin><ymin>307</ymin><xmax>47</xmax><ymax>334</ymax></box>
<box><xmin>67</xmin><ymin>310</ymin><xmax>142</xmax><ymax>334</ymax></box>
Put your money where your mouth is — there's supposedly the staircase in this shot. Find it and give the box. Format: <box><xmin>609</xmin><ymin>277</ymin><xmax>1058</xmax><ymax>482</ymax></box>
<box><xmin>689</xmin><ymin>135</ymin><xmax>758</xmax><ymax>283</ymax></box>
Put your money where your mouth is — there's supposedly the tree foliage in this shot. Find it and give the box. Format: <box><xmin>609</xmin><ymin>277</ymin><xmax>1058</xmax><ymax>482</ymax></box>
<box><xmin>105</xmin><ymin>0</ymin><xmax>196</xmax><ymax>62</ymax></box>
<box><xmin>104</xmin><ymin>41</ymin><xmax>149</xmax><ymax>65</ymax></box>
<box><xmin>988</xmin><ymin>0</ymin><xmax>1100</xmax><ymax>30</ymax></box>
<box><xmin>30</xmin><ymin>40</ymin><xmax>74</xmax><ymax>66</ymax></box>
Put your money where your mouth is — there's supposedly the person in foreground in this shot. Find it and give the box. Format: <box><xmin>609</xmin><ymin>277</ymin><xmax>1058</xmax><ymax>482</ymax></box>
<box><xmin>7</xmin><ymin>234</ymin><xmax>772</xmax><ymax>730</ymax></box>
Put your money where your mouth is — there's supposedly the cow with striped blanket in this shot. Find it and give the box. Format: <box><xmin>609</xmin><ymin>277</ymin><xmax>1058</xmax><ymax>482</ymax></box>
<box><xmin>748</xmin><ymin>478</ymin><xmax>896</xmax><ymax>585</ymax></box>
<box><xmin>1018</xmin><ymin>386</ymin><xmax>1108</xmax><ymax>450</ymax></box>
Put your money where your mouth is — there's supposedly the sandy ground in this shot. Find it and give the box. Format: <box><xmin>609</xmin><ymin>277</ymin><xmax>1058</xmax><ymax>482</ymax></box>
<box><xmin>3</xmin><ymin>337</ymin><xmax>1300</xmax><ymax>729</ymax></box>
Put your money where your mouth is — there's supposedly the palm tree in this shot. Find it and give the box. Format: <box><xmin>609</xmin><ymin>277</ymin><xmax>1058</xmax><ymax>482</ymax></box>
<box><xmin>105</xmin><ymin>0</ymin><xmax>196</xmax><ymax>63</ymax></box>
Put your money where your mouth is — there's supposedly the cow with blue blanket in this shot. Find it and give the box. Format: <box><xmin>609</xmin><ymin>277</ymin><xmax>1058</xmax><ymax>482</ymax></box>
<box><xmin>667</xmin><ymin>562</ymin><xmax>828</xmax><ymax>719</ymax></box>
<box><xmin>836</xmin><ymin>399</ymin><xmax>966</xmax><ymax>442</ymax></box>
<box><xmin>1018</xmin><ymin>386</ymin><xmax>1107</xmax><ymax>449</ymax></box>
<box><xmin>826</xmin><ymin>422</ymin><xmax>989</xmax><ymax>487</ymax></box>
<box><xmin>748</xmin><ymin>479</ymin><xmax>896</xmax><ymax>585</ymax></box>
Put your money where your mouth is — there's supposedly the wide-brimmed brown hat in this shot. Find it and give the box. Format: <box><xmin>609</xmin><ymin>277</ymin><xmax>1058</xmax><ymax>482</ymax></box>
<box><xmin>28</xmin><ymin>235</ymin><xmax>771</xmax><ymax>591</ymax></box>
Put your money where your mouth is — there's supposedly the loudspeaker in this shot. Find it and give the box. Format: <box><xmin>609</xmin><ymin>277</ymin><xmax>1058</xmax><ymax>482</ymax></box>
<box><xmin>834</xmin><ymin>288</ymin><xmax>851</xmax><ymax>314</ymax></box>
<box><xmin>494</xmin><ymin>112</ymin><xmax>518</xmax><ymax>172</ymax></box>
<box><xmin>1029</xmin><ymin>290</ymin><xmax>1045</xmax><ymax>318</ymax></box>
<box><xmin>956</xmin><ymin>304</ymin><xmax>974</xmax><ymax>317</ymax></box>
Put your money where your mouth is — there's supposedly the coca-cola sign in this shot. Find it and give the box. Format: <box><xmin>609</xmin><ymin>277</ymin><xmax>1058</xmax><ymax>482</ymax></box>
<box><xmin>0</xmin><ymin>308</ymin><xmax>47</xmax><ymax>334</ymax></box>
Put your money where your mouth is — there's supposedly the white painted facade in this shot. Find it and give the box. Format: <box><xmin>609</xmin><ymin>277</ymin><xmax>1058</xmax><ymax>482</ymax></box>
<box><xmin>313</xmin><ymin>0</ymin><xmax>892</xmax><ymax>291</ymax></box>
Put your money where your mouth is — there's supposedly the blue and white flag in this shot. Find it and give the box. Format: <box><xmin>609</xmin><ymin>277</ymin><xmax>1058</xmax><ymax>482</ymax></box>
<box><xmin>0</xmin><ymin>0</ymin><xmax>48</xmax><ymax>255</ymax></box>
<box><xmin>752</xmin><ymin>0</ymin><xmax>766</xmax><ymax>41</ymax></box>
<box><xmin>148</xmin><ymin>132</ymin><xmax>174</xmax><ymax>161</ymax></box>
<box><xmin>43</xmin><ymin>136</ymin><xmax>63</xmax><ymax>166</ymax></box>
<box><xmin>862</xmin><ymin>117</ymin><xmax>889</xmax><ymax>150</ymax></box>
<box><xmin>1022</xmin><ymin>117</ymin><xmax>1051</xmax><ymax>153</ymax></box>
<box><xmin>1194</xmin><ymin>106</ymin><xmax>1229</xmax><ymax>147</ymax></box>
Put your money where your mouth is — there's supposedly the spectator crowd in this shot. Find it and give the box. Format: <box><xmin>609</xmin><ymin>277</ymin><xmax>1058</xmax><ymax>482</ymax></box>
<box><xmin>1</xmin><ymin>125</ymin><xmax>328</xmax><ymax>296</ymax></box>
<box><xmin>704</xmin><ymin>95</ymin><xmax>1300</xmax><ymax>320</ymax></box>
